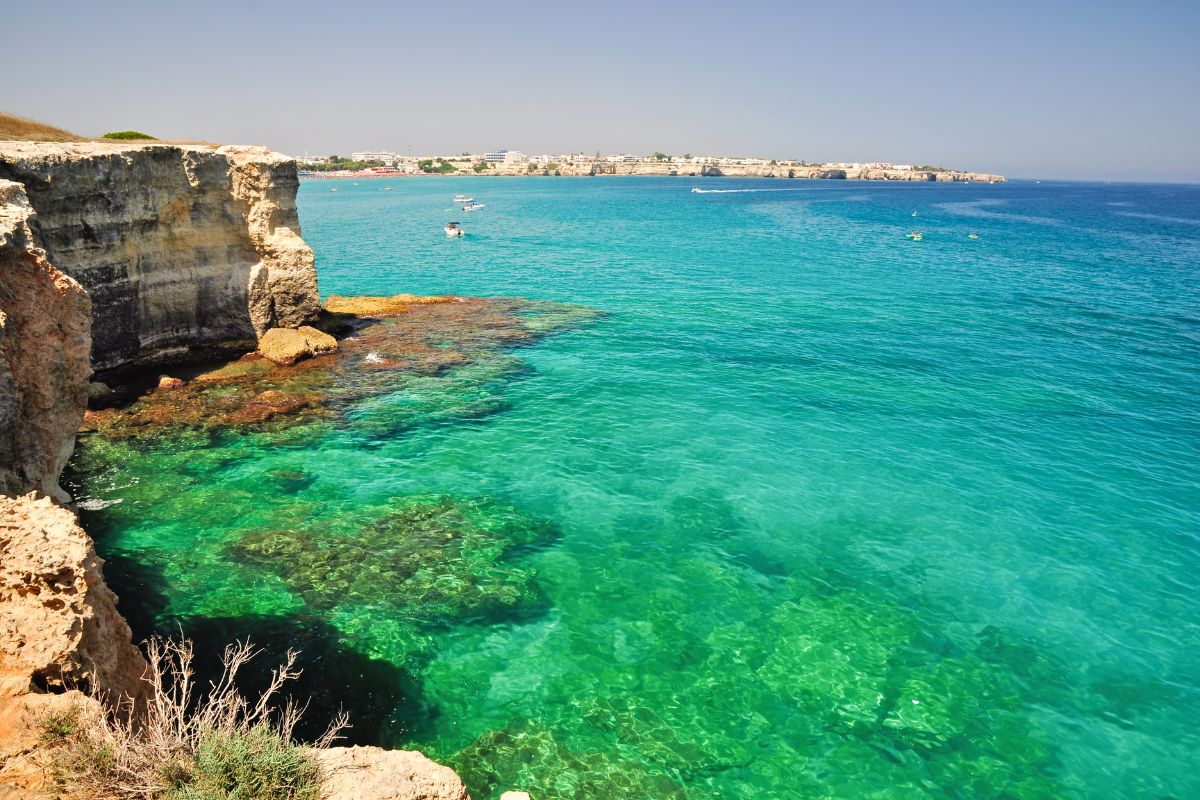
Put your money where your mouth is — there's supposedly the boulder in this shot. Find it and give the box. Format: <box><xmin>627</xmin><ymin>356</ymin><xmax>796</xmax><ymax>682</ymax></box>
<box><xmin>313</xmin><ymin>745</ymin><xmax>470</xmax><ymax>800</ymax></box>
<box><xmin>258</xmin><ymin>326</ymin><xmax>338</xmax><ymax>366</ymax></box>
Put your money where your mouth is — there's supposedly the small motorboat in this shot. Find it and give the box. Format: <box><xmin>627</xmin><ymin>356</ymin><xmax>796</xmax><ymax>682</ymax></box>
<box><xmin>911</xmin><ymin>211</ymin><xmax>918</xmax><ymax>217</ymax></box>
<box><xmin>462</xmin><ymin>202</ymin><xmax>486</xmax><ymax>211</ymax></box>
<box><xmin>968</xmin><ymin>233</ymin><xmax>979</xmax><ymax>239</ymax></box>
<box><xmin>453</xmin><ymin>195</ymin><xmax>474</xmax><ymax>203</ymax></box>
<box><xmin>445</xmin><ymin>222</ymin><xmax>464</xmax><ymax>237</ymax></box>
<box><xmin>906</xmin><ymin>231</ymin><xmax>923</xmax><ymax>241</ymax></box>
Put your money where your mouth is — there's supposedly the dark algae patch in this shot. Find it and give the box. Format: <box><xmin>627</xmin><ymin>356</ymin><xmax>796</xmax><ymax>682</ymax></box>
<box><xmin>228</xmin><ymin>494</ymin><xmax>558</xmax><ymax>623</ymax></box>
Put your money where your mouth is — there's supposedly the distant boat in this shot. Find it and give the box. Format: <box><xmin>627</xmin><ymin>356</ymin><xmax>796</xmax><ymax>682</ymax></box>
<box><xmin>462</xmin><ymin>202</ymin><xmax>486</xmax><ymax>211</ymax></box>
<box><xmin>445</xmin><ymin>222</ymin><xmax>464</xmax><ymax>237</ymax></box>
<box><xmin>331</xmin><ymin>188</ymin><xmax>338</xmax><ymax>192</ymax></box>
<box><xmin>906</xmin><ymin>232</ymin><xmax>923</xmax><ymax>241</ymax></box>
<box><xmin>453</xmin><ymin>195</ymin><xmax>474</xmax><ymax>203</ymax></box>
<box><xmin>384</xmin><ymin>187</ymin><xmax>394</xmax><ymax>191</ymax></box>
<box><xmin>968</xmin><ymin>233</ymin><xmax>979</xmax><ymax>239</ymax></box>
<box><xmin>911</xmin><ymin>211</ymin><xmax>918</xmax><ymax>217</ymax></box>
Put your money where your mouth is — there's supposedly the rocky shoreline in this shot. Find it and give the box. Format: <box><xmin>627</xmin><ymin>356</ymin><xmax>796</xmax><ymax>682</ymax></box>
<box><xmin>0</xmin><ymin>141</ymin><xmax>505</xmax><ymax>798</ymax></box>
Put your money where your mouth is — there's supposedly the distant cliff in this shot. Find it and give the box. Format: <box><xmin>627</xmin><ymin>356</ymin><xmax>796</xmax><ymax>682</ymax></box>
<box><xmin>456</xmin><ymin>158</ymin><xmax>1003</xmax><ymax>181</ymax></box>
<box><xmin>508</xmin><ymin>161</ymin><xmax>1005</xmax><ymax>181</ymax></box>
<box><xmin>0</xmin><ymin>142</ymin><xmax>319</xmax><ymax>373</ymax></box>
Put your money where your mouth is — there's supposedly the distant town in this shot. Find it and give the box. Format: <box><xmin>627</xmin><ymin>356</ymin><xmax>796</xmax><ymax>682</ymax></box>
<box><xmin>295</xmin><ymin>149</ymin><xmax>1005</xmax><ymax>183</ymax></box>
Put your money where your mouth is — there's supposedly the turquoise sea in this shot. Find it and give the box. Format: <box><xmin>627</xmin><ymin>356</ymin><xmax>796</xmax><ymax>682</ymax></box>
<box><xmin>70</xmin><ymin>176</ymin><xmax>1200</xmax><ymax>798</ymax></box>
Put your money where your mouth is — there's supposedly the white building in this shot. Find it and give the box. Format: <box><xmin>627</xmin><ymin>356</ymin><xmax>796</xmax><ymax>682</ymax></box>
<box><xmin>482</xmin><ymin>149</ymin><xmax>526</xmax><ymax>164</ymax></box>
<box><xmin>351</xmin><ymin>151</ymin><xmax>399</xmax><ymax>164</ymax></box>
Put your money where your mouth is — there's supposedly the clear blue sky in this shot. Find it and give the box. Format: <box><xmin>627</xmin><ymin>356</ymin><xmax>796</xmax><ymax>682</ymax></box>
<box><xmin>4</xmin><ymin>0</ymin><xmax>1198</xmax><ymax>181</ymax></box>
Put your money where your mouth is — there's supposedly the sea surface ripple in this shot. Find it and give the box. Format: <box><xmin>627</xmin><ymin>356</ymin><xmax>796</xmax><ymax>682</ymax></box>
<box><xmin>72</xmin><ymin>176</ymin><xmax>1200</xmax><ymax>799</ymax></box>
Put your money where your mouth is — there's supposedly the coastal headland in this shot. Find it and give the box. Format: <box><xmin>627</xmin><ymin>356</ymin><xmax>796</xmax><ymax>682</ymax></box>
<box><xmin>299</xmin><ymin>146</ymin><xmax>1003</xmax><ymax>183</ymax></box>
<box><xmin>0</xmin><ymin>137</ymin><xmax>547</xmax><ymax>798</ymax></box>
<box><xmin>302</xmin><ymin>157</ymin><xmax>1005</xmax><ymax>183</ymax></box>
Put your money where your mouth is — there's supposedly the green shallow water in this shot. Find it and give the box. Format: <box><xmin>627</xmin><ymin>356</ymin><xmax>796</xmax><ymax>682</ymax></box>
<box><xmin>69</xmin><ymin>177</ymin><xmax>1200</xmax><ymax>798</ymax></box>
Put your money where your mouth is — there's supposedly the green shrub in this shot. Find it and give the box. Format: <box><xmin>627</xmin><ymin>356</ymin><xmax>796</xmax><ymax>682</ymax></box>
<box><xmin>39</xmin><ymin>707</ymin><xmax>81</xmax><ymax>743</ymax></box>
<box><xmin>169</xmin><ymin>725</ymin><xmax>320</xmax><ymax>800</ymax></box>
<box><xmin>103</xmin><ymin>131</ymin><xmax>156</xmax><ymax>140</ymax></box>
<box><xmin>41</xmin><ymin>638</ymin><xmax>343</xmax><ymax>800</ymax></box>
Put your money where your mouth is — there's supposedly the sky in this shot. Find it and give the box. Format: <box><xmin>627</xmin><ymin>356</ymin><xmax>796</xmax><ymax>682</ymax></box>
<box><xmin>3</xmin><ymin>0</ymin><xmax>1198</xmax><ymax>182</ymax></box>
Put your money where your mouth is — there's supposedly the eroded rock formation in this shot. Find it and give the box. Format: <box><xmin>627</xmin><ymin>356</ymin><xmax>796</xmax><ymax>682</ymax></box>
<box><xmin>0</xmin><ymin>180</ymin><xmax>91</xmax><ymax>502</ymax></box>
<box><xmin>0</xmin><ymin>494</ymin><xmax>148</xmax><ymax>796</ymax></box>
<box><xmin>0</xmin><ymin>142</ymin><xmax>488</xmax><ymax>799</ymax></box>
<box><xmin>0</xmin><ymin>142</ymin><xmax>319</xmax><ymax>373</ymax></box>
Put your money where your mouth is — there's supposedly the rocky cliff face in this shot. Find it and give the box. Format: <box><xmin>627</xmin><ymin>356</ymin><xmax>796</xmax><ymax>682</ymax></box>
<box><xmin>0</xmin><ymin>141</ymin><xmax>478</xmax><ymax>799</ymax></box>
<box><xmin>0</xmin><ymin>179</ymin><xmax>91</xmax><ymax>502</ymax></box>
<box><xmin>0</xmin><ymin>494</ymin><xmax>148</xmax><ymax>797</ymax></box>
<box><xmin>0</xmin><ymin>142</ymin><xmax>319</xmax><ymax>372</ymax></box>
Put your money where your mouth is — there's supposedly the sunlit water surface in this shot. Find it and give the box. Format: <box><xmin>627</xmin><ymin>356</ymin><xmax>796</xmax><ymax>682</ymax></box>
<box><xmin>72</xmin><ymin>177</ymin><xmax>1200</xmax><ymax>798</ymax></box>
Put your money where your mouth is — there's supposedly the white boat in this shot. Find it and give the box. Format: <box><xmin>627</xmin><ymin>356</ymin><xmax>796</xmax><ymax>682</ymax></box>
<box><xmin>444</xmin><ymin>222</ymin><xmax>464</xmax><ymax>237</ymax></box>
<box><xmin>453</xmin><ymin>195</ymin><xmax>474</xmax><ymax>203</ymax></box>
<box><xmin>462</xmin><ymin>202</ymin><xmax>486</xmax><ymax>211</ymax></box>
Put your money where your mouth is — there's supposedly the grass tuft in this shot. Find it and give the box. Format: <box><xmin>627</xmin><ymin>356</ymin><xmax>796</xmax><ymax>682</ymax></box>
<box><xmin>40</xmin><ymin>637</ymin><xmax>344</xmax><ymax>800</ymax></box>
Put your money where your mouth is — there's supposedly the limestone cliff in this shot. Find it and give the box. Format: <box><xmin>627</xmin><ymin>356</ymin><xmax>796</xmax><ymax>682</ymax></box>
<box><xmin>0</xmin><ymin>494</ymin><xmax>148</xmax><ymax>797</ymax></box>
<box><xmin>0</xmin><ymin>142</ymin><xmax>318</xmax><ymax>373</ymax></box>
<box><xmin>0</xmin><ymin>180</ymin><xmax>91</xmax><ymax>501</ymax></box>
<box><xmin>0</xmin><ymin>140</ymin><xmax>481</xmax><ymax>799</ymax></box>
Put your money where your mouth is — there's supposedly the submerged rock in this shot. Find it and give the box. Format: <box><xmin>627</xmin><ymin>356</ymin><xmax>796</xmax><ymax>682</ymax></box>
<box><xmin>79</xmin><ymin>296</ymin><xmax>600</xmax><ymax>441</ymax></box>
<box><xmin>228</xmin><ymin>494</ymin><xmax>558</xmax><ymax>624</ymax></box>
<box><xmin>325</xmin><ymin>293</ymin><xmax>463</xmax><ymax>316</ymax></box>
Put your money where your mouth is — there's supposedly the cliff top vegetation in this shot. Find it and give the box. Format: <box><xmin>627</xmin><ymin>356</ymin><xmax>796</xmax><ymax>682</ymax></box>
<box><xmin>1</xmin><ymin>112</ymin><xmax>216</xmax><ymax>146</ymax></box>
<box><xmin>103</xmin><ymin>130</ymin><xmax>156</xmax><ymax>140</ymax></box>
<box><xmin>0</xmin><ymin>112</ymin><xmax>83</xmax><ymax>142</ymax></box>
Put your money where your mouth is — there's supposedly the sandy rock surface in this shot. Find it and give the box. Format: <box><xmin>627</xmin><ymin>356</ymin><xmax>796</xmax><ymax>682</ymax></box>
<box><xmin>0</xmin><ymin>494</ymin><xmax>148</xmax><ymax>797</ymax></box>
<box><xmin>314</xmin><ymin>745</ymin><xmax>471</xmax><ymax>800</ymax></box>
<box><xmin>259</xmin><ymin>325</ymin><xmax>338</xmax><ymax>365</ymax></box>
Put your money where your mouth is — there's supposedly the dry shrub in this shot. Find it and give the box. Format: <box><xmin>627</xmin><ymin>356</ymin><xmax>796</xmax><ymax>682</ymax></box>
<box><xmin>44</xmin><ymin>637</ymin><xmax>347</xmax><ymax>799</ymax></box>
